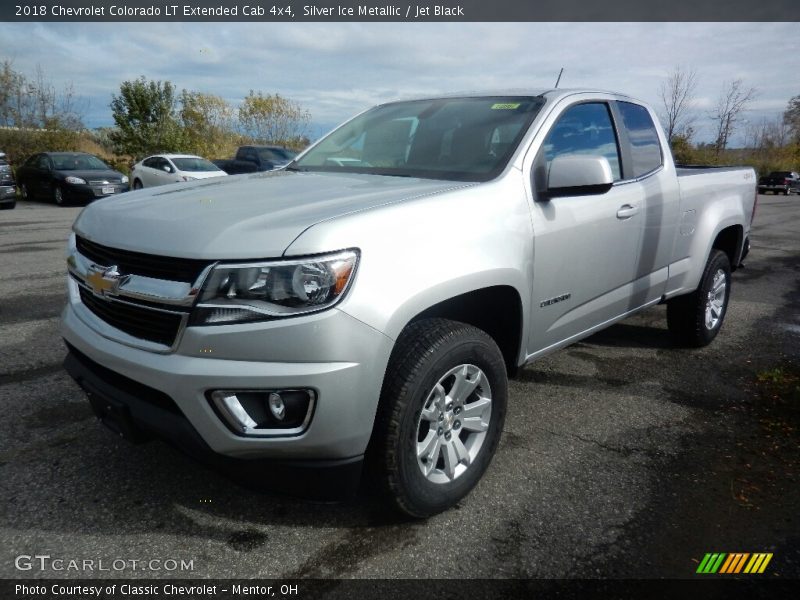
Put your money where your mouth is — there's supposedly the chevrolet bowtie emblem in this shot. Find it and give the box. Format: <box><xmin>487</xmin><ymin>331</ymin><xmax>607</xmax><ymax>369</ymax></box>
<box><xmin>86</xmin><ymin>265</ymin><xmax>127</xmax><ymax>297</ymax></box>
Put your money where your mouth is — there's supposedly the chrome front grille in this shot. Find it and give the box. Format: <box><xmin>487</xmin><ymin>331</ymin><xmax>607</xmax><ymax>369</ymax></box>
<box><xmin>76</xmin><ymin>236</ymin><xmax>209</xmax><ymax>283</ymax></box>
<box><xmin>78</xmin><ymin>284</ymin><xmax>185</xmax><ymax>347</ymax></box>
<box><xmin>69</xmin><ymin>235</ymin><xmax>214</xmax><ymax>352</ymax></box>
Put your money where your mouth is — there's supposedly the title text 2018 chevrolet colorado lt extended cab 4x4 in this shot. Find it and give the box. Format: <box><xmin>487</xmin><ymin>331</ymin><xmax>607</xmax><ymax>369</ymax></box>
<box><xmin>62</xmin><ymin>90</ymin><xmax>757</xmax><ymax>517</ymax></box>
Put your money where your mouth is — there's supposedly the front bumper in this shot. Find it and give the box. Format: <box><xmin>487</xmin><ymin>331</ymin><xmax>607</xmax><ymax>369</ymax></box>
<box><xmin>61</xmin><ymin>294</ymin><xmax>394</xmax><ymax>461</ymax></box>
<box><xmin>63</xmin><ymin>344</ymin><xmax>364</xmax><ymax>499</ymax></box>
<box><xmin>64</xmin><ymin>182</ymin><xmax>130</xmax><ymax>202</ymax></box>
<box><xmin>0</xmin><ymin>184</ymin><xmax>15</xmax><ymax>203</ymax></box>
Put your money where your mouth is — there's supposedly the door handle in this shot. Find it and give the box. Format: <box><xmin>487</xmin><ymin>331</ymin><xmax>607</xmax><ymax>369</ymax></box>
<box><xmin>616</xmin><ymin>204</ymin><xmax>639</xmax><ymax>219</ymax></box>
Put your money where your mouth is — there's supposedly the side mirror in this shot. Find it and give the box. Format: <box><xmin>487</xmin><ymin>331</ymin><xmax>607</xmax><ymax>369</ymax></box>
<box><xmin>544</xmin><ymin>155</ymin><xmax>614</xmax><ymax>198</ymax></box>
<box><xmin>163</xmin><ymin>165</ymin><xmax>173</xmax><ymax>173</ymax></box>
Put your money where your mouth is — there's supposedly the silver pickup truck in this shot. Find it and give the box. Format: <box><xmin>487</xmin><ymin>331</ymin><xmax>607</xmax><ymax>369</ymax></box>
<box><xmin>62</xmin><ymin>89</ymin><xmax>757</xmax><ymax>517</ymax></box>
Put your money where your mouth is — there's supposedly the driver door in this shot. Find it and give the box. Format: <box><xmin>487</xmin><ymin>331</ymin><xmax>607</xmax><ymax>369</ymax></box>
<box><xmin>527</xmin><ymin>101</ymin><xmax>646</xmax><ymax>355</ymax></box>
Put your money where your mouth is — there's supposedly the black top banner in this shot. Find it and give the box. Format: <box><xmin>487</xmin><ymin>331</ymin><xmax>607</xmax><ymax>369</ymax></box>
<box><xmin>3</xmin><ymin>0</ymin><xmax>799</xmax><ymax>22</ymax></box>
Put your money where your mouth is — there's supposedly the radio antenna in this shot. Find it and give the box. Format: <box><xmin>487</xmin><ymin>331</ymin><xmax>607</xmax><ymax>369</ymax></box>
<box><xmin>554</xmin><ymin>68</ymin><xmax>564</xmax><ymax>89</ymax></box>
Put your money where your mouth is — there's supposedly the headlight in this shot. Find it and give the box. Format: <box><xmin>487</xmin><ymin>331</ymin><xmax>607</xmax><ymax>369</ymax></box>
<box><xmin>65</xmin><ymin>176</ymin><xmax>86</xmax><ymax>185</ymax></box>
<box><xmin>191</xmin><ymin>249</ymin><xmax>359</xmax><ymax>325</ymax></box>
<box><xmin>121</xmin><ymin>175</ymin><xmax>129</xmax><ymax>184</ymax></box>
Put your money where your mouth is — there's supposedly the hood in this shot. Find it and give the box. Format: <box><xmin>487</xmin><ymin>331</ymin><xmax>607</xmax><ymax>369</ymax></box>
<box><xmin>57</xmin><ymin>169</ymin><xmax>125</xmax><ymax>182</ymax></box>
<box><xmin>73</xmin><ymin>170</ymin><xmax>472</xmax><ymax>259</ymax></box>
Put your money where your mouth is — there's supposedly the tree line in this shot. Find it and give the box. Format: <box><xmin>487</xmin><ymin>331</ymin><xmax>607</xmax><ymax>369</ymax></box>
<box><xmin>1</xmin><ymin>60</ymin><xmax>798</xmax><ymax>175</ymax></box>
<box><xmin>0</xmin><ymin>62</ymin><xmax>311</xmax><ymax>167</ymax></box>
<box><xmin>107</xmin><ymin>76</ymin><xmax>310</xmax><ymax>160</ymax></box>
<box><xmin>658</xmin><ymin>65</ymin><xmax>799</xmax><ymax>172</ymax></box>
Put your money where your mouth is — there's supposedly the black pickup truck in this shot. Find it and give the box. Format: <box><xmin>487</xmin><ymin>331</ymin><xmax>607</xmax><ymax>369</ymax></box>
<box><xmin>213</xmin><ymin>145</ymin><xmax>297</xmax><ymax>175</ymax></box>
<box><xmin>0</xmin><ymin>152</ymin><xmax>16</xmax><ymax>210</ymax></box>
<box><xmin>757</xmin><ymin>171</ymin><xmax>800</xmax><ymax>195</ymax></box>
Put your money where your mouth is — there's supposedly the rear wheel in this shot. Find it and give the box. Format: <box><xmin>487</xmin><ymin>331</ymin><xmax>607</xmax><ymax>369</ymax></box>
<box><xmin>133</xmin><ymin>179</ymin><xmax>143</xmax><ymax>190</ymax></box>
<box><xmin>370</xmin><ymin>318</ymin><xmax>508</xmax><ymax>518</ymax></box>
<box><xmin>667</xmin><ymin>249</ymin><xmax>731</xmax><ymax>347</ymax></box>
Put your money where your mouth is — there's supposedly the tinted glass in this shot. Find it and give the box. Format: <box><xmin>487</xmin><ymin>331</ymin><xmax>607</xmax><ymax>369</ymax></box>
<box><xmin>617</xmin><ymin>101</ymin><xmax>662</xmax><ymax>178</ymax></box>
<box><xmin>171</xmin><ymin>157</ymin><xmax>222</xmax><ymax>172</ymax></box>
<box><xmin>51</xmin><ymin>154</ymin><xmax>109</xmax><ymax>170</ymax></box>
<box><xmin>258</xmin><ymin>148</ymin><xmax>295</xmax><ymax>162</ymax></box>
<box><xmin>294</xmin><ymin>96</ymin><xmax>545</xmax><ymax>182</ymax></box>
<box><xmin>542</xmin><ymin>103</ymin><xmax>622</xmax><ymax>180</ymax></box>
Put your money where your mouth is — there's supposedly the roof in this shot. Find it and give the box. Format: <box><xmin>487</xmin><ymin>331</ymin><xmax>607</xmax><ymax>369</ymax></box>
<box><xmin>378</xmin><ymin>88</ymin><xmax>640</xmax><ymax>106</ymax></box>
<box><xmin>148</xmin><ymin>154</ymin><xmax>206</xmax><ymax>159</ymax></box>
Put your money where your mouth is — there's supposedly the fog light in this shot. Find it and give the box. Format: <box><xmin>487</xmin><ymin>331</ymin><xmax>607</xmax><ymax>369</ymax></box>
<box><xmin>268</xmin><ymin>392</ymin><xmax>286</xmax><ymax>420</ymax></box>
<box><xmin>209</xmin><ymin>389</ymin><xmax>315</xmax><ymax>437</ymax></box>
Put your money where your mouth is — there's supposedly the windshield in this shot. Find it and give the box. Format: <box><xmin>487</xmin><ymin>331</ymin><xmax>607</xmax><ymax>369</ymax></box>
<box><xmin>52</xmin><ymin>154</ymin><xmax>109</xmax><ymax>170</ymax></box>
<box><xmin>171</xmin><ymin>157</ymin><xmax>222</xmax><ymax>172</ymax></box>
<box><xmin>258</xmin><ymin>148</ymin><xmax>296</xmax><ymax>162</ymax></box>
<box><xmin>293</xmin><ymin>96</ymin><xmax>544</xmax><ymax>181</ymax></box>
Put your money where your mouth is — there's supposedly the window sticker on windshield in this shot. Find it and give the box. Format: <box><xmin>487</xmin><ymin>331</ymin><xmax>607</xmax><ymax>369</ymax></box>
<box><xmin>491</xmin><ymin>103</ymin><xmax>521</xmax><ymax>110</ymax></box>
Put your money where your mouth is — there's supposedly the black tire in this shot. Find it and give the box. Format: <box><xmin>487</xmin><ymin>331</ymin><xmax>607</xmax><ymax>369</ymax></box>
<box><xmin>0</xmin><ymin>201</ymin><xmax>15</xmax><ymax>210</ymax></box>
<box><xmin>53</xmin><ymin>185</ymin><xmax>67</xmax><ymax>206</ymax></box>
<box><xmin>784</xmin><ymin>188</ymin><xmax>790</xmax><ymax>196</ymax></box>
<box><xmin>667</xmin><ymin>249</ymin><xmax>732</xmax><ymax>347</ymax></box>
<box><xmin>133</xmin><ymin>179</ymin><xmax>143</xmax><ymax>190</ymax></box>
<box><xmin>19</xmin><ymin>183</ymin><xmax>28</xmax><ymax>200</ymax></box>
<box><xmin>370</xmin><ymin>318</ymin><xmax>508</xmax><ymax>518</ymax></box>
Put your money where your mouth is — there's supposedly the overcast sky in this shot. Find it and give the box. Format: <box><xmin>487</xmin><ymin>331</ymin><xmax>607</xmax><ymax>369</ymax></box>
<box><xmin>1</xmin><ymin>22</ymin><xmax>797</xmax><ymax>144</ymax></box>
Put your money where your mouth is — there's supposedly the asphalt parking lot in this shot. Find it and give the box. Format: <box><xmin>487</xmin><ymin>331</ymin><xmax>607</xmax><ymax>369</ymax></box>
<box><xmin>1</xmin><ymin>194</ymin><xmax>798</xmax><ymax>580</ymax></box>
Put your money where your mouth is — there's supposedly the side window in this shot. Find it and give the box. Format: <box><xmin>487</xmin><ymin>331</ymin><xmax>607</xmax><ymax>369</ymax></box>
<box><xmin>143</xmin><ymin>157</ymin><xmax>157</xmax><ymax>168</ymax></box>
<box><xmin>542</xmin><ymin>103</ymin><xmax>622</xmax><ymax>181</ymax></box>
<box><xmin>617</xmin><ymin>101</ymin><xmax>662</xmax><ymax>178</ymax></box>
<box><xmin>35</xmin><ymin>155</ymin><xmax>51</xmax><ymax>170</ymax></box>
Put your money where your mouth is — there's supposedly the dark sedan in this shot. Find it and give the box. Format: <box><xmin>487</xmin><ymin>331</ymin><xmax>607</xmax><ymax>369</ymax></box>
<box><xmin>16</xmin><ymin>152</ymin><xmax>129</xmax><ymax>206</ymax></box>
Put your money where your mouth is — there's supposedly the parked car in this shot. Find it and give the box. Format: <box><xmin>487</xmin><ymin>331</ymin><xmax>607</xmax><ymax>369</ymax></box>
<box><xmin>16</xmin><ymin>152</ymin><xmax>129</xmax><ymax>206</ymax></box>
<box><xmin>62</xmin><ymin>90</ymin><xmax>756</xmax><ymax>517</ymax></box>
<box><xmin>131</xmin><ymin>154</ymin><xmax>227</xmax><ymax>189</ymax></box>
<box><xmin>757</xmin><ymin>171</ymin><xmax>800</xmax><ymax>195</ymax></box>
<box><xmin>0</xmin><ymin>152</ymin><xmax>16</xmax><ymax>210</ymax></box>
<box><xmin>213</xmin><ymin>145</ymin><xmax>297</xmax><ymax>175</ymax></box>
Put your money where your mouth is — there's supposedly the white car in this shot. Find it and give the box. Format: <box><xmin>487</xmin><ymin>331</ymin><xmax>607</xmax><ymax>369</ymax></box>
<box><xmin>131</xmin><ymin>154</ymin><xmax>227</xmax><ymax>189</ymax></box>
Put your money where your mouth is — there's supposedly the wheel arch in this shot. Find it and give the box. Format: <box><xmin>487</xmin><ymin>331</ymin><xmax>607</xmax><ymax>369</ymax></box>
<box><xmin>401</xmin><ymin>285</ymin><xmax>525</xmax><ymax>377</ymax></box>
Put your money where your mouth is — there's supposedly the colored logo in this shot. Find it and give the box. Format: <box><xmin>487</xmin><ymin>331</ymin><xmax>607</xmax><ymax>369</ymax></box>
<box><xmin>696</xmin><ymin>552</ymin><xmax>773</xmax><ymax>574</ymax></box>
<box><xmin>86</xmin><ymin>264</ymin><xmax>128</xmax><ymax>297</ymax></box>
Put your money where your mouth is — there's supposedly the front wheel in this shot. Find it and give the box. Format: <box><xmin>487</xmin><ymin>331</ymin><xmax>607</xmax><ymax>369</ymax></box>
<box><xmin>667</xmin><ymin>249</ymin><xmax>731</xmax><ymax>347</ymax></box>
<box><xmin>370</xmin><ymin>318</ymin><xmax>508</xmax><ymax>518</ymax></box>
<box><xmin>53</xmin><ymin>185</ymin><xmax>66</xmax><ymax>206</ymax></box>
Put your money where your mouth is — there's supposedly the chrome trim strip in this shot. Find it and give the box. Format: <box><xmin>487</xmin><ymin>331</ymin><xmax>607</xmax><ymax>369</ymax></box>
<box><xmin>67</xmin><ymin>232</ymin><xmax>216</xmax><ymax>307</ymax></box>
<box><xmin>211</xmin><ymin>389</ymin><xmax>317</xmax><ymax>438</ymax></box>
<box><xmin>68</xmin><ymin>278</ymin><xmax>186</xmax><ymax>354</ymax></box>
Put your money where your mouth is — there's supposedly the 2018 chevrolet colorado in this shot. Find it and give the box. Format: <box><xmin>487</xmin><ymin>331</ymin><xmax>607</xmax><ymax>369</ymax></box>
<box><xmin>62</xmin><ymin>90</ymin><xmax>757</xmax><ymax>517</ymax></box>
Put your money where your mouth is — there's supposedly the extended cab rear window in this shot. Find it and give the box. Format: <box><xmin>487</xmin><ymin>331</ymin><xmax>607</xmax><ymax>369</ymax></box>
<box><xmin>617</xmin><ymin>101</ymin><xmax>663</xmax><ymax>178</ymax></box>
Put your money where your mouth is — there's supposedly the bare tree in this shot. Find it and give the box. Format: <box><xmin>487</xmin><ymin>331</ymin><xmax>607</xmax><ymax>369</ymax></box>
<box><xmin>659</xmin><ymin>66</ymin><xmax>697</xmax><ymax>144</ymax></box>
<box><xmin>711</xmin><ymin>79</ymin><xmax>757</xmax><ymax>156</ymax></box>
<box><xmin>784</xmin><ymin>94</ymin><xmax>800</xmax><ymax>144</ymax></box>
